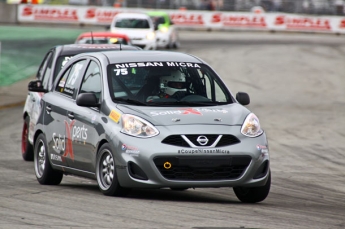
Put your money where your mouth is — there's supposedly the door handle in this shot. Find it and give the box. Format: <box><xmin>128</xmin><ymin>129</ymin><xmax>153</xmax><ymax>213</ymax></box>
<box><xmin>46</xmin><ymin>106</ymin><xmax>52</xmax><ymax>114</ymax></box>
<box><xmin>67</xmin><ymin>112</ymin><xmax>74</xmax><ymax>120</ymax></box>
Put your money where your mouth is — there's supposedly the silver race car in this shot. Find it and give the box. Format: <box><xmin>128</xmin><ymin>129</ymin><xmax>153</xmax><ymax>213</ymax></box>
<box><xmin>28</xmin><ymin>50</ymin><xmax>270</xmax><ymax>203</ymax></box>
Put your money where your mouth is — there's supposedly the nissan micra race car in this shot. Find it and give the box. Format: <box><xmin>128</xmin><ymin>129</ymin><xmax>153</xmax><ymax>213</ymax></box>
<box><xmin>28</xmin><ymin>50</ymin><xmax>270</xmax><ymax>203</ymax></box>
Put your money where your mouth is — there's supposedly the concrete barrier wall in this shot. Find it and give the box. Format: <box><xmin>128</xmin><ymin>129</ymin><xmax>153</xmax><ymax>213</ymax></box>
<box><xmin>0</xmin><ymin>3</ymin><xmax>17</xmax><ymax>23</ymax></box>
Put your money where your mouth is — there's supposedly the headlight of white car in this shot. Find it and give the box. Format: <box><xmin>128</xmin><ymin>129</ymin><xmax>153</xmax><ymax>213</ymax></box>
<box><xmin>121</xmin><ymin>114</ymin><xmax>159</xmax><ymax>138</ymax></box>
<box><xmin>146</xmin><ymin>32</ymin><xmax>155</xmax><ymax>40</ymax></box>
<box><xmin>159</xmin><ymin>26</ymin><xmax>168</xmax><ymax>33</ymax></box>
<box><xmin>241</xmin><ymin>113</ymin><xmax>263</xmax><ymax>137</ymax></box>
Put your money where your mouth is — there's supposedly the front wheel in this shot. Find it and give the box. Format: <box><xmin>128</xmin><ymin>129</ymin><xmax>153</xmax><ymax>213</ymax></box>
<box><xmin>22</xmin><ymin>116</ymin><xmax>34</xmax><ymax>161</ymax></box>
<box><xmin>233</xmin><ymin>171</ymin><xmax>271</xmax><ymax>203</ymax></box>
<box><xmin>96</xmin><ymin>143</ymin><xmax>131</xmax><ymax>196</ymax></box>
<box><xmin>34</xmin><ymin>133</ymin><xmax>63</xmax><ymax>185</ymax></box>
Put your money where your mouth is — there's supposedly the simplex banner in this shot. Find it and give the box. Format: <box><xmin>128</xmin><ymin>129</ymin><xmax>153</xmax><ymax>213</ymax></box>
<box><xmin>18</xmin><ymin>4</ymin><xmax>345</xmax><ymax>34</ymax></box>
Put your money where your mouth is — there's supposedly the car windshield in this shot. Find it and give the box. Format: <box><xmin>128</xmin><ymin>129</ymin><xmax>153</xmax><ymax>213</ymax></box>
<box><xmin>76</xmin><ymin>37</ymin><xmax>128</xmax><ymax>45</ymax></box>
<box><xmin>108</xmin><ymin>62</ymin><xmax>233</xmax><ymax>106</ymax></box>
<box><xmin>115</xmin><ymin>18</ymin><xmax>150</xmax><ymax>29</ymax></box>
<box><xmin>151</xmin><ymin>16</ymin><xmax>166</xmax><ymax>27</ymax></box>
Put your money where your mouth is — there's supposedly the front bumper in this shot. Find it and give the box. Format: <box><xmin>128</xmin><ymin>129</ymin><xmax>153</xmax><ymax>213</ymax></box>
<box><xmin>112</xmin><ymin>125</ymin><xmax>270</xmax><ymax>189</ymax></box>
<box><xmin>131</xmin><ymin>39</ymin><xmax>156</xmax><ymax>50</ymax></box>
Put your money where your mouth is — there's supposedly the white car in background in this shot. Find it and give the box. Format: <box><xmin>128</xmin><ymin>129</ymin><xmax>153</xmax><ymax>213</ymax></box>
<box><xmin>110</xmin><ymin>12</ymin><xmax>157</xmax><ymax>50</ymax></box>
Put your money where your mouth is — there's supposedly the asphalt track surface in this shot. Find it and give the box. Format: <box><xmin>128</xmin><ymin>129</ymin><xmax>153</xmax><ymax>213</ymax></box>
<box><xmin>0</xmin><ymin>30</ymin><xmax>345</xmax><ymax>229</ymax></box>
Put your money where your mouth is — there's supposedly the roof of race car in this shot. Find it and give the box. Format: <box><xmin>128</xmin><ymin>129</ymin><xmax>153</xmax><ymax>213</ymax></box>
<box><xmin>114</xmin><ymin>12</ymin><xmax>151</xmax><ymax>20</ymax></box>
<box><xmin>90</xmin><ymin>51</ymin><xmax>204</xmax><ymax>64</ymax></box>
<box><xmin>76</xmin><ymin>32</ymin><xmax>130</xmax><ymax>40</ymax></box>
<box><xmin>58</xmin><ymin>44</ymin><xmax>140</xmax><ymax>56</ymax></box>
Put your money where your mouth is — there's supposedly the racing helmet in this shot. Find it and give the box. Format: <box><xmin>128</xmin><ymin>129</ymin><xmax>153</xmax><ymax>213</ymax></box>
<box><xmin>160</xmin><ymin>70</ymin><xmax>187</xmax><ymax>96</ymax></box>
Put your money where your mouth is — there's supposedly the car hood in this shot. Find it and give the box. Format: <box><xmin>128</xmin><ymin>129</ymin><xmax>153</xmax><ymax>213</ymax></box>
<box><xmin>116</xmin><ymin>103</ymin><xmax>250</xmax><ymax>126</ymax></box>
<box><xmin>111</xmin><ymin>28</ymin><xmax>152</xmax><ymax>39</ymax></box>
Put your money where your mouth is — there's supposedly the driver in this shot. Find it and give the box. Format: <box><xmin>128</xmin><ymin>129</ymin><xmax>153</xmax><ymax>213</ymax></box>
<box><xmin>159</xmin><ymin>70</ymin><xmax>187</xmax><ymax>99</ymax></box>
<box><xmin>145</xmin><ymin>69</ymin><xmax>187</xmax><ymax>102</ymax></box>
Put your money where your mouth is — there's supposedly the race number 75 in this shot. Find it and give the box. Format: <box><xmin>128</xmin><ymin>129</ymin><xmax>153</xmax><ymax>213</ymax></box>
<box><xmin>114</xmin><ymin>69</ymin><xmax>128</xmax><ymax>75</ymax></box>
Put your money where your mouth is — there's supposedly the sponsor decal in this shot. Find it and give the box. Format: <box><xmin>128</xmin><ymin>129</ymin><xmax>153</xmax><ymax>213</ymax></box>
<box><xmin>257</xmin><ymin>144</ymin><xmax>269</xmax><ymax>154</ymax></box>
<box><xmin>52</xmin><ymin>121</ymin><xmax>88</xmax><ymax>161</ymax></box>
<box><xmin>51</xmin><ymin>154</ymin><xmax>62</xmax><ymax>162</ymax></box>
<box><xmin>340</xmin><ymin>19</ymin><xmax>345</xmax><ymax>29</ymax></box>
<box><xmin>121</xmin><ymin>144</ymin><xmax>140</xmax><ymax>155</ymax></box>
<box><xmin>178</xmin><ymin>149</ymin><xmax>230</xmax><ymax>154</ymax></box>
<box><xmin>21</xmin><ymin>6</ymin><xmax>78</xmax><ymax>21</ymax></box>
<box><xmin>170</xmin><ymin>13</ymin><xmax>204</xmax><ymax>25</ymax></box>
<box><xmin>150</xmin><ymin>108</ymin><xmax>228</xmax><ymax>116</ymax></box>
<box><xmin>211</xmin><ymin>13</ymin><xmax>266</xmax><ymax>27</ymax></box>
<box><xmin>114</xmin><ymin>62</ymin><xmax>201</xmax><ymax>69</ymax></box>
<box><xmin>72</xmin><ymin>125</ymin><xmax>87</xmax><ymax>143</ymax></box>
<box><xmin>85</xmin><ymin>8</ymin><xmax>121</xmax><ymax>23</ymax></box>
<box><xmin>274</xmin><ymin>15</ymin><xmax>331</xmax><ymax>30</ymax></box>
<box><xmin>63</xmin><ymin>120</ymin><xmax>75</xmax><ymax>160</ymax></box>
<box><xmin>91</xmin><ymin>115</ymin><xmax>97</xmax><ymax>124</ymax></box>
<box><xmin>52</xmin><ymin>133</ymin><xmax>65</xmax><ymax>153</ymax></box>
<box><xmin>109</xmin><ymin>110</ymin><xmax>121</xmax><ymax>123</ymax></box>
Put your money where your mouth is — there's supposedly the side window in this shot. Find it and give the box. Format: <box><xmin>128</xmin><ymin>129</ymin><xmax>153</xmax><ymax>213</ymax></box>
<box><xmin>37</xmin><ymin>51</ymin><xmax>53</xmax><ymax>81</ymax></box>
<box><xmin>80</xmin><ymin>61</ymin><xmax>102</xmax><ymax>101</ymax></box>
<box><xmin>42</xmin><ymin>52</ymin><xmax>54</xmax><ymax>90</ymax></box>
<box><xmin>56</xmin><ymin>60</ymin><xmax>87</xmax><ymax>99</ymax></box>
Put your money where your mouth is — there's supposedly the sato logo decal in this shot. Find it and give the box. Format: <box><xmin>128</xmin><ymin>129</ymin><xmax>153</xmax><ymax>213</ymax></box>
<box><xmin>121</xmin><ymin>144</ymin><xmax>140</xmax><ymax>156</ymax></box>
<box><xmin>109</xmin><ymin>110</ymin><xmax>121</xmax><ymax>123</ymax></box>
<box><xmin>257</xmin><ymin>144</ymin><xmax>269</xmax><ymax>154</ymax></box>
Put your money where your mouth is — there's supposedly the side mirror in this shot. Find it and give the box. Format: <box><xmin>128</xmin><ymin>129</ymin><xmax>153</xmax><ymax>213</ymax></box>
<box><xmin>236</xmin><ymin>92</ymin><xmax>250</xmax><ymax>106</ymax></box>
<box><xmin>28</xmin><ymin>80</ymin><xmax>47</xmax><ymax>93</ymax></box>
<box><xmin>105</xmin><ymin>25</ymin><xmax>111</xmax><ymax>30</ymax></box>
<box><xmin>76</xmin><ymin>93</ymin><xmax>100</xmax><ymax>107</ymax></box>
<box><xmin>154</xmin><ymin>24</ymin><xmax>159</xmax><ymax>31</ymax></box>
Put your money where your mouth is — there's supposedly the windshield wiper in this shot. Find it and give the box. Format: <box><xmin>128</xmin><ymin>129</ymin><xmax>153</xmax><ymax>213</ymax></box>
<box><xmin>114</xmin><ymin>98</ymin><xmax>147</xmax><ymax>106</ymax></box>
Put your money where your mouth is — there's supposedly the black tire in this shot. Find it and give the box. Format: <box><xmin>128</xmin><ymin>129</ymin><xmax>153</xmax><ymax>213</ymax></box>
<box><xmin>96</xmin><ymin>143</ymin><xmax>131</xmax><ymax>196</ymax></box>
<box><xmin>34</xmin><ymin>133</ymin><xmax>63</xmax><ymax>185</ymax></box>
<box><xmin>233</xmin><ymin>171</ymin><xmax>271</xmax><ymax>203</ymax></box>
<box><xmin>21</xmin><ymin>116</ymin><xmax>34</xmax><ymax>161</ymax></box>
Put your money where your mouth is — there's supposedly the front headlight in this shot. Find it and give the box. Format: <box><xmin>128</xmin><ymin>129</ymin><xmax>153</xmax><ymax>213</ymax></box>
<box><xmin>159</xmin><ymin>26</ymin><xmax>168</xmax><ymax>33</ymax></box>
<box><xmin>241</xmin><ymin>113</ymin><xmax>263</xmax><ymax>137</ymax></box>
<box><xmin>121</xmin><ymin>114</ymin><xmax>159</xmax><ymax>138</ymax></box>
<box><xmin>146</xmin><ymin>32</ymin><xmax>155</xmax><ymax>40</ymax></box>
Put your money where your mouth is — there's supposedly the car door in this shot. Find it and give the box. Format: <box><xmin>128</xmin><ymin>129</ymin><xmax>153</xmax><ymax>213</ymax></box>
<box><xmin>65</xmin><ymin>59</ymin><xmax>104</xmax><ymax>173</ymax></box>
<box><xmin>44</xmin><ymin>59</ymin><xmax>88</xmax><ymax>167</ymax></box>
<box><xmin>27</xmin><ymin>49</ymin><xmax>55</xmax><ymax>142</ymax></box>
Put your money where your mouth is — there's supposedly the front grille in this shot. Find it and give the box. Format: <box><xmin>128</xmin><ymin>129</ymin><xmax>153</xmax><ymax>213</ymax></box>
<box><xmin>162</xmin><ymin>135</ymin><xmax>240</xmax><ymax>147</ymax></box>
<box><xmin>153</xmin><ymin>156</ymin><xmax>251</xmax><ymax>181</ymax></box>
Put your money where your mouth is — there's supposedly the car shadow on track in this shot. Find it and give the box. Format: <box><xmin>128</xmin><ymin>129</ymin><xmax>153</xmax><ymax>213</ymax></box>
<box><xmin>59</xmin><ymin>180</ymin><xmax>242</xmax><ymax>204</ymax></box>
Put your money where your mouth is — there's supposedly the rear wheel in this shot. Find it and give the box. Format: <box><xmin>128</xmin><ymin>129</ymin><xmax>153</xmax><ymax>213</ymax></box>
<box><xmin>21</xmin><ymin>116</ymin><xmax>34</xmax><ymax>161</ymax></box>
<box><xmin>96</xmin><ymin>143</ymin><xmax>131</xmax><ymax>196</ymax></box>
<box><xmin>233</xmin><ymin>171</ymin><xmax>271</xmax><ymax>203</ymax></box>
<box><xmin>34</xmin><ymin>133</ymin><xmax>63</xmax><ymax>185</ymax></box>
